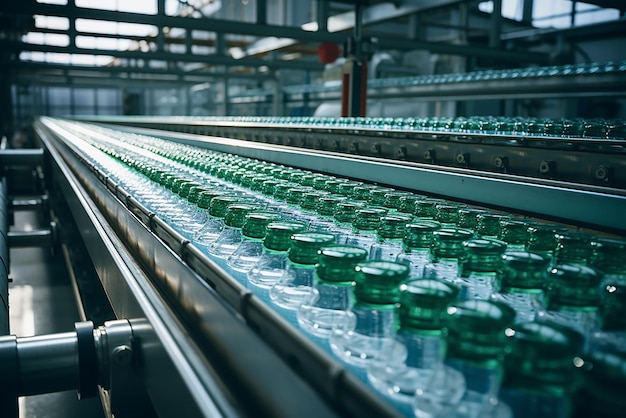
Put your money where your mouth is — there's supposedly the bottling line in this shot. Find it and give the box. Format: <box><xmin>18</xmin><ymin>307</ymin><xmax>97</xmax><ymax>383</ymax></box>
<box><xmin>0</xmin><ymin>113</ymin><xmax>624</xmax><ymax>417</ymax></box>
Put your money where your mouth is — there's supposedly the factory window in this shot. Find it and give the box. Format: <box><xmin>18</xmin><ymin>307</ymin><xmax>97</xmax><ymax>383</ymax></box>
<box><xmin>75</xmin><ymin>0</ymin><xmax>157</xmax><ymax>15</ymax></box>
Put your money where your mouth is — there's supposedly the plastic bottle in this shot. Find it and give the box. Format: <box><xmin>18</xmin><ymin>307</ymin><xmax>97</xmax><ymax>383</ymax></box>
<box><xmin>370</xmin><ymin>214</ymin><xmax>413</xmax><ymax>261</ymax></box>
<box><xmin>414</xmin><ymin>300</ymin><xmax>515</xmax><ymax>418</ymax></box>
<box><xmin>345</xmin><ymin>207</ymin><xmax>387</xmax><ymax>251</ymax></box>
<box><xmin>269</xmin><ymin>232</ymin><xmax>335</xmax><ymax>323</ymax></box>
<box><xmin>226</xmin><ymin>211</ymin><xmax>282</xmax><ymax>281</ymax></box>
<box><xmin>395</xmin><ymin>221</ymin><xmax>441</xmax><ymax>279</ymax></box>
<box><xmin>538</xmin><ymin>263</ymin><xmax>603</xmax><ymax>347</ymax></box>
<box><xmin>368</xmin><ymin>279</ymin><xmax>461</xmax><ymax>415</ymax></box>
<box><xmin>193</xmin><ymin>195</ymin><xmax>241</xmax><ymax>247</ymax></box>
<box><xmin>499</xmin><ymin>321</ymin><xmax>584</xmax><ymax>418</ymax></box>
<box><xmin>457</xmin><ymin>238</ymin><xmax>507</xmax><ymax>301</ymax></box>
<box><xmin>247</xmin><ymin>221</ymin><xmax>308</xmax><ymax>299</ymax></box>
<box><xmin>208</xmin><ymin>203</ymin><xmax>256</xmax><ymax>259</ymax></box>
<box><xmin>491</xmin><ymin>251</ymin><xmax>550</xmax><ymax>323</ymax></box>
<box><xmin>330</xmin><ymin>261</ymin><xmax>409</xmax><ymax>370</ymax></box>
<box><xmin>297</xmin><ymin>245</ymin><xmax>368</xmax><ymax>339</ymax></box>
<box><xmin>423</xmin><ymin>228</ymin><xmax>474</xmax><ymax>283</ymax></box>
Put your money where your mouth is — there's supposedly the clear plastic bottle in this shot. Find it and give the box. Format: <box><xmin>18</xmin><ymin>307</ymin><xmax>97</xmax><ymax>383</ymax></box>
<box><xmin>345</xmin><ymin>207</ymin><xmax>387</xmax><ymax>251</ymax></box>
<box><xmin>396</xmin><ymin>221</ymin><xmax>441</xmax><ymax>279</ymax></box>
<box><xmin>538</xmin><ymin>264</ymin><xmax>603</xmax><ymax>347</ymax></box>
<box><xmin>208</xmin><ymin>203</ymin><xmax>256</xmax><ymax>259</ymax></box>
<box><xmin>368</xmin><ymin>279</ymin><xmax>461</xmax><ymax>415</ymax></box>
<box><xmin>226</xmin><ymin>211</ymin><xmax>282</xmax><ymax>281</ymax></box>
<box><xmin>297</xmin><ymin>245</ymin><xmax>368</xmax><ymax>339</ymax></box>
<box><xmin>491</xmin><ymin>251</ymin><xmax>550</xmax><ymax>324</ymax></box>
<box><xmin>247</xmin><ymin>221</ymin><xmax>308</xmax><ymax>296</ymax></box>
<box><xmin>499</xmin><ymin>321</ymin><xmax>584</xmax><ymax>418</ymax></box>
<box><xmin>330</xmin><ymin>260</ymin><xmax>409</xmax><ymax>370</ymax></box>
<box><xmin>457</xmin><ymin>238</ymin><xmax>507</xmax><ymax>301</ymax></box>
<box><xmin>269</xmin><ymin>232</ymin><xmax>335</xmax><ymax>323</ymax></box>
<box><xmin>369</xmin><ymin>214</ymin><xmax>413</xmax><ymax>261</ymax></box>
<box><xmin>423</xmin><ymin>228</ymin><xmax>474</xmax><ymax>283</ymax></box>
<box><xmin>193</xmin><ymin>194</ymin><xmax>241</xmax><ymax>248</ymax></box>
<box><xmin>414</xmin><ymin>300</ymin><xmax>516</xmax><ymax>418</ymax></box>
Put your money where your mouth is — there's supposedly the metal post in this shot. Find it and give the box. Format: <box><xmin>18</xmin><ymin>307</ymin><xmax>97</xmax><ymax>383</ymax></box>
<box><xmin>490</xmin><ymin>0</ymin><xmax>503</xmax><ymax>48</ymax></box>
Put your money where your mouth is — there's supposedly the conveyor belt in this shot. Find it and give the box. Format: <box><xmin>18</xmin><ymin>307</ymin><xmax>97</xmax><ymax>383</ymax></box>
<box><xmin>79</xmin><ymin>115</ymin><xmax>626</xmax><ymax>234</ymax></box>
<box><xmin>34</xmin><ymin>118</ymin><xmax>404</xmax><ymax>418</ymax></box>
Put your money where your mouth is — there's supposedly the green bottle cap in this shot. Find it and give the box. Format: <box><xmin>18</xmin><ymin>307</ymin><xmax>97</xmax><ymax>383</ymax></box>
<box><xmin>384</xmin><ymin>191</ymin><xmax>411</xmax><ymax>211</ymax></box>
<box><xmin>301</xmin><ymin>191</ymin><xmax>323</xmax><ymax>210</ymax></box>
<box><xmin>435</xmin><ymin>203</ymin><xmax>464</xmax><ymax>225</ymax></box>
<box><xmin>334</xmin><ymin>200</ymin><xmax>363</xmax><ymax>224</ymax></box>
<box><xmin>263</xmin><ymin>222</ymin><xmax>307</xmax><ymax>252</ymax></box>
<box><xmin>208</xmin><ymin>195</ymin><xmax>240</xmax><ymax>217</ymax></box>
<box><xmin>242</xmin><ymin>212</ymin><xmax>281</xmax><ymax>239</ymax></box>
<box><xmin>458</xmin><ymin>207</ymin><xmax>487</xmax><ymax>230</ymax></box>
<box><xmin>368</xmin><ymin>187</ymin><xmax>396</xmax><ymax>206</ymax></box>
<box><xmin>288</xmin><ymin>233</ymin><xmax>335</xmax><ymax>265</ymax></box>
<box><xmin>500</xmin><ymin>251</ymin><xmax>551</xmax><ymax>292</ymax></box>
<box><xmin>187</xmin><ymin>185</ymin><xmax>209</xmax><ymax>204</ymax></box>
<box><xmin>286</xmin><ymin>188</ymin><xmax>307</xmax><ymax>205</ymax></box>
<box><xmin>545</xmin><ymin>264</ymin><xmax>603</xmax><ymax>310</ymax></box>
<box><xmin>298</xmin><ymin>174</ymin><xmax>317</xmax><ymax>187</ymax></box>
<box><xmin>261</xmin><ymin>179</ymin><xmax>279</xmax><ymax>196</ymax></box>
<box><xmin>403</xmin><ymin>221</ymin><xmax>441</xmax><ymax>249</ymax></box>
<box><xmin>249</xmin><ymin>175</ymin><xmax>269</xmax><ymax>192</ymax></box>
<box><xmin>197</xmin><ymin>189</ymin><xmax>226</xmax><ymax>209</ymax></box>
<box><xmin>177</xmin><ymin>181</ymin><xmax>196</xmax><ymax>198</ymax></box>
<box><xmin>377</xmin><ymin>215</ymin><xmax>410</xmax><ymax>239</ymax></box>
<box><xmin>499</xmin><ymin>219</ymin><xmax>531</xmax><ymax>247</ymax></box>
<box><xmin>415</xmin><ymin>198</ymin><xmax>443</xmax><ymax>219</ymax></box>
<box><xmin>273</xmin><ymin>183</ymin><xmax>295</xmax><ymax>200</ymax></box>
<box><xmin>353</xmin><ymin>184</ymin><xmax>378</xmax><ymax>201</ymax></box>
<box><xmin>240</xmin><ymin>172</ymin><xmax>257</xmax><ymax>188</ymax></box>
<box><xmin>432</xmin><ymin>228</ymin><xmax>474</xmax><ymax>259</ymax></box>
<box><xmin>461</xmin><ymin>238</ymin><xmax>507</xmax><ymax>274</ymax></box>
<box><xmin>354</xmin><ymin>261</ymin><xmax>410</xmax><ymax>305</ymax></box>
<box><xmin>316</xmin><ymin>245</ymin><xmax>368</xmax><ymax>283</ymax></box>
<box><xmin>353</xmin><ymin>207</ymin><xmax>387</xmax><ymax>231</ymax></box>
<box><xmin>313</xmin><ymin>175</ymin><xmax>334</xmax><ymax>190</ymax></box>
<box><xmin>337</xmin><ymin>181</ymin><xmax>363</xmax><ymax>197</ymax></box>
<box><xmin>527</xmin><ymin>224</ymin><xmax>570</xmax><ymax>254</ymax></box>
<box><xmin>317</xmin><ymin>195</ymin><xmax>346</xmax><ymax>217</ymax></box>
<box><xmin>503</xmin><ymin>321</ymin><xmax>584</xmax><ymax>393</ymax></box>
<box><xmin>476</xmin><ymin>212</ymin><xmax>509</xmax><ymax>237</ymax></box>
<box><xmin>399</xmin><ymin>194</ymin><xmax>421</xmax><ymax>215</ymax></box>
<box><xmin>445</xmin><ymin>299</ymin><xmax>516</xmax><ymax>365</ymax></box>
<box><xmin>554</xmin><ymin>231</ymin><xmax>596</xmax><ymax>265</ymax></box>
<box><xmin>592</xmin><ymin>237</ymin><xmax>626</xmax><ymax>276</ymax></box>
<box><xmin>399</xmin><ymin>279</ymin><xmax>459</xmax><ymax>333</ymax></box>
<box><xmin>224</xmin><ymin>204</ymin><xmax>256</xmax><ymax>228</ymax></box>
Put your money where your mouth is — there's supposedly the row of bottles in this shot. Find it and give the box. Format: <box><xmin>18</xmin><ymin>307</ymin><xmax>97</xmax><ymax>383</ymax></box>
<box><xmin>167</xmin><ymin>114</ymin><xmax>626</xmax><ymax>140</ymax></box>
<box><xmin>50</xmin><ymin>118</ymin><xmax>626</xmax><ymax>417</ymax></box>
<box><xmin>282</xmin><ymin>59</ymin><xmax>625</xmax><ymax>93</ymax></box>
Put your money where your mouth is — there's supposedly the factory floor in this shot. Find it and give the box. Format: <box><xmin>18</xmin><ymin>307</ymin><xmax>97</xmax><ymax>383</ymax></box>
<box><xmin>8</xmin><ymin>209</ymin><xmax>105</xmax><ymax>418</ymax></box>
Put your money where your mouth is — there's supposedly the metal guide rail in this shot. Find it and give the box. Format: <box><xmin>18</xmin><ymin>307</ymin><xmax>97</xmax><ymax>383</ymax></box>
<box><xmin>77</xmin><ymin>115</ymin><xmax>626</xmax><ymax>192</ymax></box>
<box><xmin>74</xmin><ymin>116</ymin><xmax>626</xmax><ymax>235</ymax></box>
<box><xmin>33</xmin><ymin>118</ymin><xmax>403</xmax><ymax>418</ymax></box>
